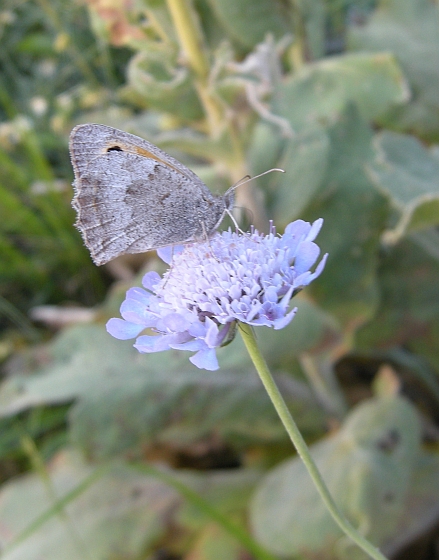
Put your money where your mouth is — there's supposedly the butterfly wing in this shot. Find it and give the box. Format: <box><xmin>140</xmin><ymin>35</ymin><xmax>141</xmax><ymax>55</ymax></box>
<box><xmin>69</xmin><ymin>124</ymin><xmax>222</xmax><ymax>265</ymax></box>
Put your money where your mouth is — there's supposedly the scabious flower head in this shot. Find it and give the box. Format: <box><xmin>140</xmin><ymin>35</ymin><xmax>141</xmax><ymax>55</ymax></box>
<box><xmin>107</xmin><ymin>219</ymin><xmax>328</xmax><ymax>371</ymax></box>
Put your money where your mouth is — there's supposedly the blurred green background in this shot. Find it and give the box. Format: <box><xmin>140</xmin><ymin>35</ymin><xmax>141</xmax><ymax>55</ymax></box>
<box><xmin>0</xmin><ymin>0</ymin><xmax>439</xmax><ymax>559</ymax></box>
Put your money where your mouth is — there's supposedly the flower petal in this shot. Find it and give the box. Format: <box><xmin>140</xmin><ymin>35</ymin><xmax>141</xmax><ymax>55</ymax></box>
<box><xmin>294</xmin><ymin>242</ymin><xmax>320</xmax><ymax>273</ymax></box>
<box><xmin>134</xmin><ymin>334</ymin><xmax>172</xmax><ymax>352</ymax></box>
<box><xmin>162</xmin><ymin>312</ymin><xmax>192</xmax><ymax>332</ymax></box>
<box><xmin>120</xmin><ymin>299</ymin><xmax>157</xmax><ymax>325</ymax></box>
<box><xmin>157</xmin><ymin>245</ymin><xmax>184</xmax><ymax>264</ymax></box>
<box><xmin>190</xmin><ymin>349</ymin><xmax>219</xmax><ymax>371</ymax></box>
<box><xmin>273</xmin><ymin>306</ymin><xmax>297</xmax><ymax>329</ymax></box>
<box><xmin>142</xmin><ymin>271</ymin><xmax>161</xmax><ymax>291</ymax></box>
<box><xmin>106</xmin><ymin>318</ymin><xmax>145</xmax><ymax>340</ymax></box>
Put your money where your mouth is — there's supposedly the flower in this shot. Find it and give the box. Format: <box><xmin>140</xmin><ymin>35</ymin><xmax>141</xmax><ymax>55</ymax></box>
<box><xmin>107</xmin><ymin>219</ymin><xmax>328</xmax><ymax>371</ymax></box>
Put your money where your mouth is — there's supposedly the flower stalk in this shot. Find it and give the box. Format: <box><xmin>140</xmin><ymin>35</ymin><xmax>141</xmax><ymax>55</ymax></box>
<box><xmin>238</xmin><ymin>322</ymin><xmax>388</xmax><ymax>560</ymax></box>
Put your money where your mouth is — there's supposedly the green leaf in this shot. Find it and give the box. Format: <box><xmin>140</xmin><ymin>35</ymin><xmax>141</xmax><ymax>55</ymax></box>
<box><xmin>125</xmin><ymin>48</ymin><xmax>204</xmax><ymax>121</ymax></box>
<box><xmin>348</xmin><ymin>0</ymin><xmax>439</xmax><ymax>140</ymax></box>
<box><xmin>0</xmin><ymin>450</ymin><xmax>178</xmax><ymax>560</ymax></box>
<box><xmin>367</xmin><ymin>131</ymin><xmax>439</xmax><ymax>242</ymax></box>
<box><xmin>0</xmin><ymin>310</ymin><xmax>336</xmax><ymax>459</ymax></box>
<box><xmin>0</xmin><ymin>324</ymin><xmax>185</xmax><ymax>417</ymax></box>
<box><xmin>382</xmin><ymin>451</ymin><xmax>439</xmax><ymax>557</ymax></box>
<box><xmin>0</xmin><ymin>297</ymin><xmax>338</xmax><ymax>422</ymax></box>
<box><xmin>250</xmin><ymin>396</ymin><xmax>421</xmax><ymax>559</ymax></box>
<box><xmin>247</xmin><ymin>121</ymin><xmax>287</xmax><ymax>180</ymax></box>
<box><xmin>355</xmin><ymin>232</ymin><xmax>439</xmax><ymax>372</ymax></box>
<box><xmin>302</xmin><ymin>0</ymin><xmax>326</xmax><ymax>60</ymax></box>
<box><xmin>275</xmin><ymin>52</ymin><xmax>409</xmax><ymax>132</ymax></box>
<box><xmin>206</xmin><ymin>0</ymin><xmax>291</xmax><ymax>49</ymax></box>
<box><xmin>69</xmin><ymin>364</ymin><xmax>326</xmax><ymax>460</ymax></box>
<box><xmin>269</xmin><ymin>126</ymin><xmax>330</xmax><ymax>225</ymax></box>
<box><xmin>304</xmin><ymin>107</ymin><xmax>389</xmax><ymax>325</ymax></box>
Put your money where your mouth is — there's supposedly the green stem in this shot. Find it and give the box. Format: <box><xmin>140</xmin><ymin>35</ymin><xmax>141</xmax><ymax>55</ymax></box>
<box><xmin>238</xmin><ymin>323</ymin><xmax>388</xmax><ymax>560</ymax></box>
<box><xmin>11</xmin><ymin>434</ymin><xmax>102</xmax><ymax>559</ymax></box>
<box><xmin>129</xmin><ymin>462</ymin><xmax>278</xmax><ymax>560</ymax></box>
<box><xmin>165</xmin><ymin>0</ymin><xmax>247</xmax><ymax>179</ymax></box>
<box><xmin>288</xmin><ymin>0</ymin><xmax>307</xmax><ymax>70</ymax></box>
<box><xmin>165</xmin><ymin>0</ymin><xmax>223</xmax><ymax>133</ymax></box>
<box><xmin>5</xmin><ymin>465</ymin><xmax>106</xmax><ymax>554</ymax></box>
<box><xmin>166</xmin><ymin>0</ymin><xmax>208</xmax><ymax>79</ymax></box>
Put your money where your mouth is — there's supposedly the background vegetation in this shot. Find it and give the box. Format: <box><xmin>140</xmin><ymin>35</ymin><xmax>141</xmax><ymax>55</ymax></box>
<box><xmin>0</xmin><ymin>0</ymin><xmax>439</xmax><ymax>558</ymax></box>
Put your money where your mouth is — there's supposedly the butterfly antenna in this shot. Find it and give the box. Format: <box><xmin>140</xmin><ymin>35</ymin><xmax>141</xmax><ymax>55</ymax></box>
<box><xmin>225</xmin><ymin>168</ymin><xmax>285</xmax><ymax>195</ymax></box>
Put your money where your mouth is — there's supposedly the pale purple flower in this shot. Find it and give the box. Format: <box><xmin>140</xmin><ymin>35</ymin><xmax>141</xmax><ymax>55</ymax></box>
<box><xmin>107</xmin><ymin>219</ymin><xmax>328</xmax><ymax>371</ymax></box>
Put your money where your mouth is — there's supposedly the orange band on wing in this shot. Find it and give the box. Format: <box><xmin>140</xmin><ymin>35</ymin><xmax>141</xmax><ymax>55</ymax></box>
<box><xmin>103</xmin><ymin>142</ymin><xmax>183</xmax><ymax>176</ymax></box>
<box><xmin>133</xmin><ymin>146</ymin><xmax>181</xmax><ymax>174</ymax></box>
